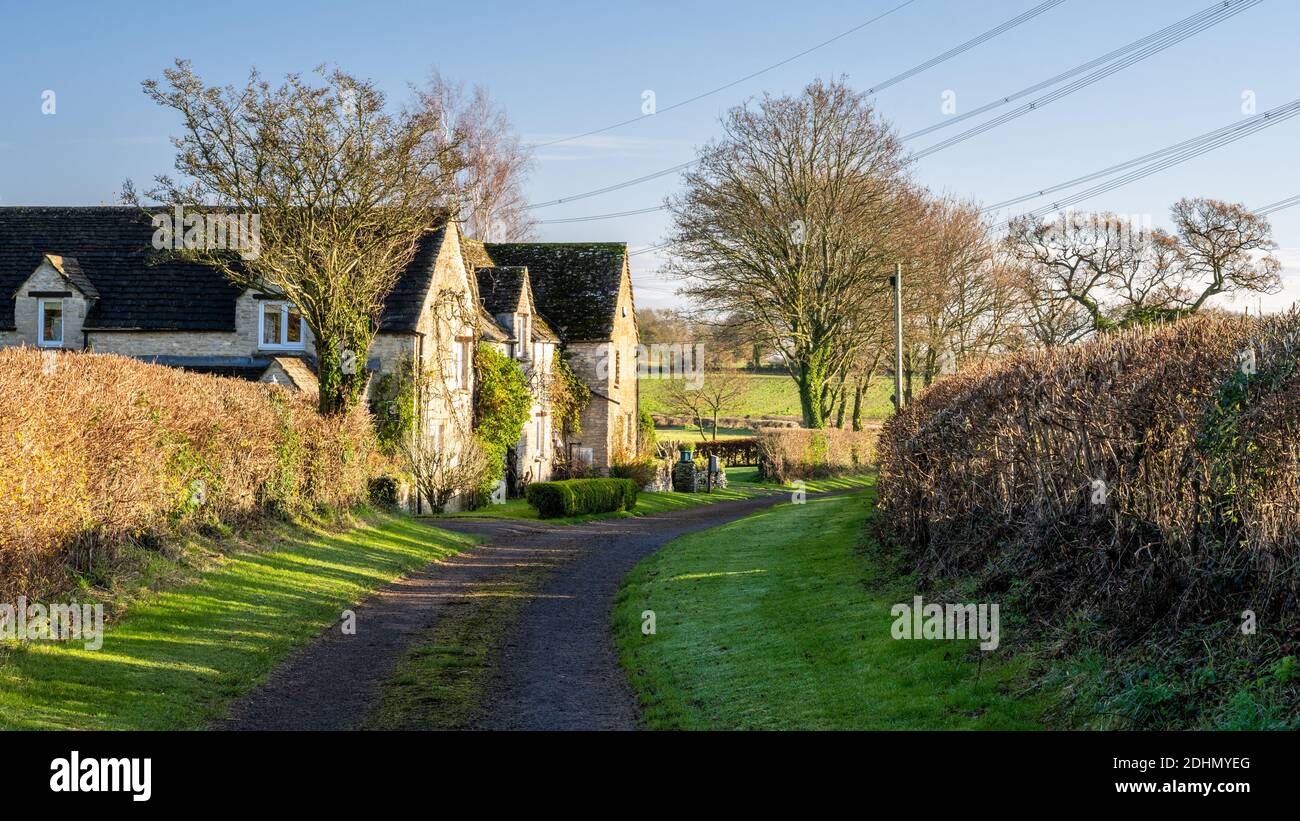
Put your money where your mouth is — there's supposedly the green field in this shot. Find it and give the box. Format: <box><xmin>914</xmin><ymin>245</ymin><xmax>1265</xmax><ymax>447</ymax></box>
<box><xmin>613</xmin><ymin>483</ymin><xmax>1049</xmax><ymax>730</ymax></box>
<box><xmin>655</xmin><ymin>425</ymin><xmax>757</xmax><ymax>442</ymax></box>
<box><xmin>640</xmin><ymin>372</ymin><xmax>894</xmax><ymax>423</ymax></box>
<box><xmin>0</xmin><ymin>513</ymin><xmax>475</xmax><ymax>730</ymax></box>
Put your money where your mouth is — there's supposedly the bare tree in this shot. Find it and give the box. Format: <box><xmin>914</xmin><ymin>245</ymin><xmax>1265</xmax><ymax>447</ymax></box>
<box><xmin>402</xmin><ymin>433</ymin><xmax>491</xmax><ymax>514</ymax></box>
<box><xmin>663</xmin><ymin>372</ymin><xmax>747</xmax><ymax>441</ymax></box>
<box><xmin>1169</xmin><ymin>197</ymin><xmax>1282</xmax><ymax>310</ymax></box>
<box><xmin>667</xmin><ymin>77</ymin><xmax>917</xmax><ymax>428</ymax></box>
<box><xmin>133</xmin><ymin>60</ymin><xmax>460</xmax><ymax>414</ymax></box>
<box><xmin>636</xmin><ymin>307</ymin><xmax>694</xmax><ymax>345</ymax></box>
<box><xmin>1007</xmin><ymin>258</ymin><xmax>1094</xmax><ymax>349</ymax></box>
<box><xmin>1005</xmin><ymin>211</ymin><xmax>1138</xmax><ymax>335</ymax></box>
<box><xmin>900</xmin><ymin>196</ymin><xmax>1013</xmax><ymax>396</ymax></box>
<box><xmin>1007</xmin><ymin>200</ymin><xmax>1282</xmax><ymax>337</ymax></box>
<box><xmin>423</xmin><ymin>68</ymin><xmax>536</xmax><ymax>241</ymax></box>
<box><xmin>1108</xmin><ymin>228</ymin><xmax>1189</xmax><ymax>321</ymax></box>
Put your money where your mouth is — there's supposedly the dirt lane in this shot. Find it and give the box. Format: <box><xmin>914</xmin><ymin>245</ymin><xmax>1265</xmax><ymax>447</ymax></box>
<box><xmin>221</xmin><ymin>492</ymin><xmax>804</xmax><ymax>731</ymax></box>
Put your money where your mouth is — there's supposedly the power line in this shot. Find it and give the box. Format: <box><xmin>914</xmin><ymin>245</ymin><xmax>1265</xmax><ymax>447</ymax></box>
<box><xmin>1019</xmin><ymin>100</ymin><xmax>1300</xmax><ymax>220</ymax></box>
<box><xmin>528</xmin><ymin>160</ymin><xmax>697</xmax><ymax>209</ymax></box>
<box><xmin>528</xmin><ymin>0</ymin><xmax>1255</xmax><ymax>214</ymax></box>
<box><xmin>538</xmin><ymin>205</ymin><xmax>667</xmax><ymax>225</ymax></box>
<box><xmin>529</xmin><ymin>0</ymin><xmax>920</xmax><ymax>149</ymax></box>
<box><xmin>910</xmin><ymin>0</ymin><xmax>1260</xmax><ymax>159</ymax></box>
<box><xmin>530</xmin><ymin>0</ymin><xmax>1070</xmax><ymax>206</ymax></box>
<box><xmin>640</xmin><ymin>100</ymin><xmax>1300</xmax><ymax>255</ymax></box>
<box><xmin>986</xmin><ymin>99</ymin><xmax>1300</xmax><ymax>227</ymax></box>
<box><xmin>983</xmin><ymin>100</ymin><xmax>1300</xmax><ymax>214</ymax></box>
<box><xmin>866</xmin><ymin>0</ymin><xmax>1067</xmax><ymax>94</ymax></box>
<box><xmin>902</xmin><ymin>0</ymin><xmax>1253</xmax><ymax>141</ymax></box>
<box><xmin>1255</xmin><ymin>194</ymin><xmax>1300</xmax><ymax>216</ymax></box>
<box><xmin>630</xmin><ymin>242</ymin><xmax>672</xmax><ymax>257</ymax></box>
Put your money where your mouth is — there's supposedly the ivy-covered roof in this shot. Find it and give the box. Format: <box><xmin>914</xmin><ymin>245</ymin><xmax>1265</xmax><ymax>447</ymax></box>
<box><xmin>462</xmin><ymin>238</ymin><xmax>628</xmax><ymax>342</ymax></box>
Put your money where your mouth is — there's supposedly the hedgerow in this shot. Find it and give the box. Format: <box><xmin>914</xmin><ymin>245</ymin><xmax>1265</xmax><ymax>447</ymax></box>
<box><xmin>0</xmin><ymin>348</ymin><xmax>375</xmax><ymax>600</ymax></box>
<box><xmin>876</xmin><ymin>312</ymin><xmax>1300</xmax><ymax>727</ymax></box>
<box><xmin>755</xmin><ymin>427</ymin><xmax>876</xmax><ymax>482</ymax></box>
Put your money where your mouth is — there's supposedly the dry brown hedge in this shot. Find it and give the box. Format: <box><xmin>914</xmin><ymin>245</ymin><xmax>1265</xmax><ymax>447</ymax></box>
<box><xmin>755</xmin><ymin>427</ymin><xmax>877</xmax><ymax>483</ymax></box>
<box><xmin>0</xmin><ymin>348</ymin><xmax>375</xmax><ymax>600</ymax></box>
<box><xmin>876</xmin><ymin>312</ymin><xmax>1300</xmax><ymax>640</ymax></box>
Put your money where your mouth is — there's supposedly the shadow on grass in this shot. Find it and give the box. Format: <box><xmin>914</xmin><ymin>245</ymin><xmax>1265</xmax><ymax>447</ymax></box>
<box><xmin>0</xmin><ymin>513</ymin><xmax>475</xmax><ymax>730</ymax></box>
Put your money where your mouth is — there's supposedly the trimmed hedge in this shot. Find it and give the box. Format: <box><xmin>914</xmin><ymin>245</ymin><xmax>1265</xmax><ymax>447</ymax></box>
<box><xmin>525</xmin><ymin>478</ymin><xmax>639</xmax><ymax>519</ymax></box>
<box><xmin>0</xmin><ymin>348</ymin><xmax>375</xmax><ymax>601</ymax></box>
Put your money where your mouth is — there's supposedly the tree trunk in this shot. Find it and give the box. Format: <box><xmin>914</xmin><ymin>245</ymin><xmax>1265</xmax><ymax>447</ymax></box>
<box><xmin>797</xmin><ymin>369</ymin><xmax>825</xmax><ymax>429</ymax></box>
<box><xmin>316</xmin><ymin>333</ymin><xmax>370</xmax><ymax>415</ymax></box>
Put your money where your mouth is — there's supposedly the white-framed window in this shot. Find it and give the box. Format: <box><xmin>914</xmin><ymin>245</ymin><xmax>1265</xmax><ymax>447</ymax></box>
<box><xmin>259</xmin><ymin>301</ymin><xmax>306</xmax><ymax>350</ymax></box>
<box><xmin>37</xmin><ymin>299</ymin><xmax>63</xmax><ymax>347</ymax></box>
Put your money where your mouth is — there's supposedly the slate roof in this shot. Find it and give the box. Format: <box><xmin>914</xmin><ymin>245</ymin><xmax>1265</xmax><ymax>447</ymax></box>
<box><xmin>42</xmin><ymin>254</ymin><xmax>101</xmax><ymax>300</ymax></box>
<box><xmin>377</xmin><ymin>225</ymin><xmax>451</xmax><ymax>333</ymax></box>
<box><xmin>474</xmin><ymin>266</ymin><xmax>527</xmax><ymax>317</ymax></box>
<box><xmin>479</xmin><ymin>308</ymin><xmax>510</xmax><ymax>343</ymax></box>
<box><xmin>0</xmin><ymin>207</ymin><xmax>450</xmax><ymax>334</ymax></box>
<box><xmin>1</xmin><ymin>209</ymin><xmax>628</xmax><ymax>342</ymax></box>
<box><xmin>531</xmin><ymin>313</ymin><xmax>561</xmax><ymax>343</ymax></box>
<box><xmin>473</xmin><ymin>264</ymin><xmax>563</xmax><ymax>344</ymax></box>
<box><xmin>0</xmin><ymin>207</ymin><xmax>242</xmax><ymax>331</ymax></box>
<box><xmin>462</xmin><ymin>238</ymin><xmax>628</xmax><ymax>342</ymax></box>
<box><xmin>266</xmin><ymin>355</ymin><xmax>320</xmax><ymax>401</ymax></box>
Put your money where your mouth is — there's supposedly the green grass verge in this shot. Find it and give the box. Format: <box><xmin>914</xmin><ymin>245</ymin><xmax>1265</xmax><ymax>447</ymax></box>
<box><xmin>0</xmin><ymin>511</ymin><xmax>476</xmax><ymax>730</ymax></box>
<box><xmin>613</xmin><ymin>483</ymin><xmax>1050</xmax><ymax>730</ymax></box>
<box><xmin>640</xmin><ymin>372</ymin><xmax>895</xmax><ymax>421</ymax></box>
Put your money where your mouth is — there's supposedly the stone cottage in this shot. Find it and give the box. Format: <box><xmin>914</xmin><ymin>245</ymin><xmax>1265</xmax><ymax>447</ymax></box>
<box><xmin>0</xmin><ymin>207</ymin><xmax>639</xmax><ymax>505</ymax></box>
<box><xmin>475</xmin><ymin>263</ymin><xmax>560</xmax><ymax>491</ymax></box>
<box><xmin>461</xmin><ymin>237</ymin><xmax>639</xmax><ymax>471</ymax></box>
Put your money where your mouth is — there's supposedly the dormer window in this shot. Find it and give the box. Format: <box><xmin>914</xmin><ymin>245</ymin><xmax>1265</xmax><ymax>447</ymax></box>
<box><xmin>38</xmin><ymin>299</ymin><xmax>64</xmax><ymax>347</ymax></box>
<box><xmin>260</xmin><ymin>301</ymin><xmax>306</xmax><ymax>350</ymax></box>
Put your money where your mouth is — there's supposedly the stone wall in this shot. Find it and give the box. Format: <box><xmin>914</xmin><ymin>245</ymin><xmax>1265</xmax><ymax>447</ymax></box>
<box><xmin>671</xmin><ymin>459</ymin><xmax>728</xmax><ymax>493</ymax></box>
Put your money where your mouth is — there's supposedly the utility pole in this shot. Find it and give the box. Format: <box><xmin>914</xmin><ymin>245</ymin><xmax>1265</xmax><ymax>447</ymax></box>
<box><xmin>891</xmin><ymin>262</ymin><xmax>904</xmax><ymax>413</ymax></box>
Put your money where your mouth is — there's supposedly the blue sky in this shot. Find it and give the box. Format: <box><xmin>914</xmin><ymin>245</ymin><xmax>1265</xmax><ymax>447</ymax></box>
<box><xmin>1</xmin><ymin>0</ymin><xmax>1297</xmax><ymax>310</ymax></box>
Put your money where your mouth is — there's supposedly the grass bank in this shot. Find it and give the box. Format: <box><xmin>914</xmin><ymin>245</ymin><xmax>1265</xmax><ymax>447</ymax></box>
<box><xmin>0</xmin><ymin>512</ymin><xmax>475</xmax><ymax>730</ymax></box>
<box><xmin>613</xmin><ymin>484</ymin><xmax>1050</xmax><ymax>730</ymax></box>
